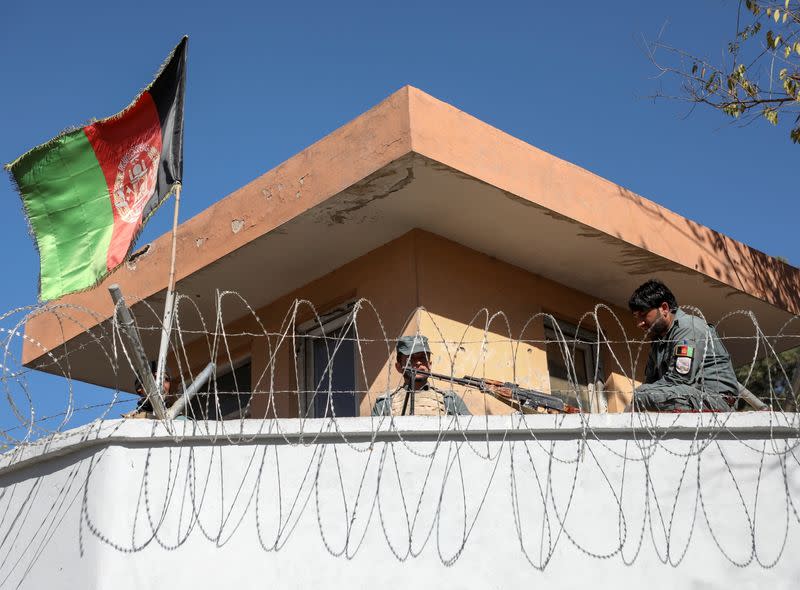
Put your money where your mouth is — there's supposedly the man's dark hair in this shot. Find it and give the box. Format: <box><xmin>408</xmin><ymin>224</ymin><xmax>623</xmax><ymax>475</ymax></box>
<box><xmin>628</xmin><ymin>279</ymin><xmax>678</xmax><ymax>313</ymax></box>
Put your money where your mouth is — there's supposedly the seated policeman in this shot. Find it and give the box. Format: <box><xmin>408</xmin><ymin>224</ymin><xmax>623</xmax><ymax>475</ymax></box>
<box><xmin>628</xmin><ymin>279</ymin><xmax>737</xmax><ymax>412</ymax></box>
<box><xmin>371</xmin><ymin>335</ymin><xmax>471</xmax><ymax>416</ymax></box>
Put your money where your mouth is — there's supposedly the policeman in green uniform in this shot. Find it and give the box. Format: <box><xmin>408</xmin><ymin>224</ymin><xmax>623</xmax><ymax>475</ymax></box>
<box><xmin>371</xmin><ymin>335</ymin><xmax>471</xmax><ymax>416</ymax></box>
<box><xmin>628</xmin><ymin>280</ymin><xmax>737</xmax><ymax>412</ymax></box>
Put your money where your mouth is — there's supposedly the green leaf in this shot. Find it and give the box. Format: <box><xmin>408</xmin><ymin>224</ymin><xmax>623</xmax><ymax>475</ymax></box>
<box><xmin>774</xmin><ymin>8</ymin><xmax>781</xmax><ymax>22</ymax></box>
<box><xmin>722</xmin><ymin>103</ymin><xmax>744</xmax><ymax>118</ymax></box>
<box><xmin>763</xmin><ymin>107</ymin><xmax>779</xmax><ymax>125</ymax></box>
<box><xmin>747</xmin><ymin>0</ymin><xmax>762</xmax><ymax>16</ymax></box>
<box><xmin>707</xmin><ymin>72</ymin><xmax>720</xmax><ymax>93</ymax></box>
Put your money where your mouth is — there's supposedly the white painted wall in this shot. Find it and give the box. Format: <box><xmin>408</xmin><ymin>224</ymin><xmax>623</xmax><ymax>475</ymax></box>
<box><xmin>1</xmin><ymin>414</ymin><xmax>799</xmax><ymax>589</ymax></box>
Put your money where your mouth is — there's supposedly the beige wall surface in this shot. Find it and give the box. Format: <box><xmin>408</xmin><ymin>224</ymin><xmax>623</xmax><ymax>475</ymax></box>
<box><xmin>244</xmin><ymin>230</ymin><xmax>418</xmax><ymax>419</ymax></box>
<box><xmin>412</xmin><ymin>230</ymin><xmax>640</xmax><ymax>414</ymax></box>
<box><xmin>195</xmin><ymin>229</ymin><xmax>642</xmax><ymax>419</ymax></box>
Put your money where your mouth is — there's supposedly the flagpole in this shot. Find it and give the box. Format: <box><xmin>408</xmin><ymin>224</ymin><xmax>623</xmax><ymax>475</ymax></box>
<box><xmin>155</xmin><ymin>183</ymin><xmax>182</xmax><ymax>403</ymax></box>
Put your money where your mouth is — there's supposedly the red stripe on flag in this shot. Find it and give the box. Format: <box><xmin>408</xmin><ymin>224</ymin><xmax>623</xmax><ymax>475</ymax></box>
<box><xmin>83</xmin><ymin>92</ymin><xmax>162</xmax><ymax>271</ymax></box>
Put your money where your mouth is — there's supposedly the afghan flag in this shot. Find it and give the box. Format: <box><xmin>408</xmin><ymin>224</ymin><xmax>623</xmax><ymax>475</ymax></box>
<box><xmin>6</xmin><ymin>36</ymin><xmax>187</xmax><ymax>301</ymax></box>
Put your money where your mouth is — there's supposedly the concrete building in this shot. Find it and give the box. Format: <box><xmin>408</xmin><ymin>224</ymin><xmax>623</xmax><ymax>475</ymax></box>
<box><xmin>3</xmin><ymin>87</ymin><xmax>799</xmax><ymax>588</ymax></box>
<box><xmin>21</xmin><ymin>85</ymin><xmax>800</xmax><ymax>415</ymax></box>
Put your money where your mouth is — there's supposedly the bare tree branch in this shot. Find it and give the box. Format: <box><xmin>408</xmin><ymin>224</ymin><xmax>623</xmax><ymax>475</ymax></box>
<box><xmin>646</xmin><ymin>1</ymin><xmax>800</xmax><ymax>143</ymax></box>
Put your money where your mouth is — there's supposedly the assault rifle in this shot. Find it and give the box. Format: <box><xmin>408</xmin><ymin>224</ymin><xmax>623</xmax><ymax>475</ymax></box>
<box><xmin>407</xmin><ymin>369</ymin><xmax>579</xmax><ymax>414</ymax></box>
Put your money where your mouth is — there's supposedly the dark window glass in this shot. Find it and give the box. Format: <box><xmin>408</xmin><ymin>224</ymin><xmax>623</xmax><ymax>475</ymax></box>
<box><xmin>311</xmin><ymin>324</ymin><xmax>357</xmax><ymax>418</ymax></box>
<box><xmin>546</xmin><ymin>341</ymin><xmax>589</xmax><ymax>408</ymax></box>
<box><xmin>188</xmin><ymin>362</ymin><xmax>252</xmax><ymax>420</ymax></box>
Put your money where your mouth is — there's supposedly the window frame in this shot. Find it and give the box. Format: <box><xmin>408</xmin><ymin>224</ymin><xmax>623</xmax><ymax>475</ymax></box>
<box><xmin>183</xmin><ymin>354</ymin><xmax>252</xmax><ymax>421</ymax></box>
<box><xmin>296</xmin><ymin>301</ymin><xmax>359</xmax><ymax>418</ymax></box>
<box><xmin>543</xmin><ymin>316</ymin><xmax>607</xmax><ymax>413</ymax></box>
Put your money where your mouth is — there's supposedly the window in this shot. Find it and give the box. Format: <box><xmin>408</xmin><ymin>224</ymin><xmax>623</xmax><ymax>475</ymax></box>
<box><xmin>186</xmin><ymin>359</ymin><xmax>252</xmax><ymax>420</ymax></box>
<box><xmin>544</xmin><ymin>317</ymin><xmax>606</xmax><ymax>412</ymax></box>
<box><xmin>298</xmin><ymin>303</ymin><xmax>358</xmax><ymax>418</ymax></box>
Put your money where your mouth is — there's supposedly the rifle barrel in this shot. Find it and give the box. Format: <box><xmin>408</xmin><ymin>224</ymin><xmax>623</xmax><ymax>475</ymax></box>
<box><xmin>411</xmin><ymin>369</ymin><xmax>566</xmax><ymax>412</ymax></box>
<box><xmin>408</xmin><ymin>369</ymin><xmax>474</xmax><ymax>388</ymax></box>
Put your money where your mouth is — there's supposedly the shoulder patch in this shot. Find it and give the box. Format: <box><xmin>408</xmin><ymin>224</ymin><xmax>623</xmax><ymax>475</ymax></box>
<box><xmin>675</xmin><ymin>356</ymin><xmax>692</xmax><ymax>375</ymax></box>
<box><xmin>674</xmin><ymin>344</ymin><xmax>694</xmax><ymax>358</ymax></box>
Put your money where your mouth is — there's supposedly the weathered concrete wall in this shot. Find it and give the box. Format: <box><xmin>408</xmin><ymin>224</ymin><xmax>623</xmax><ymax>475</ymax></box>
<box><xmin>2</xmin><ymin>414</ymin><xmax>798</xmax><ymax>590</ymax></box>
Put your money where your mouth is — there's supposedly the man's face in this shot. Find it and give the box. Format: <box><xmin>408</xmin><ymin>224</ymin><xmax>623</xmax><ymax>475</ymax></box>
<box><xmin>632</xmin><ymin>302</ymin><xmax>671</xmax><ymax>337</ymax></box>
<box><xmin>136</xmin><ymin>375</ymin><xmax>172</xmax><ymax>397</ymax></box>
<box><xmin>396</xmin><ymin>352</ymin><xmax>432</xmax><ymax>383</ymax></box>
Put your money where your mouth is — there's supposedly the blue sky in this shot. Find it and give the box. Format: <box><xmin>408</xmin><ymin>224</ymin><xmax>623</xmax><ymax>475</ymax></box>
<box><xmin>0</xmin><ymin>1</ymin><xmax>797</xmax><ymax>434</ymax></box>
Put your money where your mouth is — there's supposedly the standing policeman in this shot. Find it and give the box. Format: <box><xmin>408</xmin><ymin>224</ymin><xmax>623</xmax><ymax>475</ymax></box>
<box><xmin>371</xmin><ymin>335</ymin><xmax>471</xmax><ymax>416</ymax></box>
<box><xmin>628</xmin><ymin>280</ymin><xmax>737</xmax><ymax>412</ymax></box>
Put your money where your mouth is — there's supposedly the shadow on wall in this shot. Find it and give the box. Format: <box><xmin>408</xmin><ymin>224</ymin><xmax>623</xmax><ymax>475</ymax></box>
<box><xmin>613</xmin><ymin>185</ymin><xmax>800</xmax><ymax>316</ymax></box>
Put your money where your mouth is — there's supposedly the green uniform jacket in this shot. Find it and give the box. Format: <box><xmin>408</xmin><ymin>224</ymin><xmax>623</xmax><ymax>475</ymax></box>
<box><xmin>636</xmin><ymin>309</ymin><xmax>738</xmax><ymax>410</ymax></box>
<box><xmin>371</xmin><ymin>384</ymin><xmax>471</xmax><ymax>416</ymax></box>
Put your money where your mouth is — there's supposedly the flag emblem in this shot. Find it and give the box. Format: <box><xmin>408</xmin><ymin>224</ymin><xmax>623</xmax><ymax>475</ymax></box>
<box><xmin>114</xmin><ymin>142</ymin><xmax>160</xmax><ymax>223</ymax></box>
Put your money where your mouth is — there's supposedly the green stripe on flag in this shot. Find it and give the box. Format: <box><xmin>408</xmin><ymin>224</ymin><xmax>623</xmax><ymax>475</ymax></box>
<box><xmin>11</xmin><ymin>130</ymin><xmax>114</xmax><ymax>301</ymax></box>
